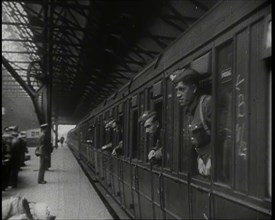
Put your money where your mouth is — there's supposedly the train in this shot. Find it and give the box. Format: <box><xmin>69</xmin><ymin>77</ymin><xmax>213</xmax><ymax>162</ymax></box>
<box><xmin>67</xmin><ymin>0</ymin><xmax>271</xmax><ymax>219</ymax></box>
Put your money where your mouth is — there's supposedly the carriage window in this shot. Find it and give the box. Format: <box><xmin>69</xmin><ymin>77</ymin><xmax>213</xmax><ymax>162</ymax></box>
<box><xmin>95</xmin><ymin>121</ymin><xmax>100</xmax><ymax>149</ymax></box>
<box><xmin>131</xmin><ymin>109</ymin><xmax>138</xmax><ymax>159</ymax></box>
<box><xmin>100</xmin><ymin>116</ymin><xmax>105</xmax><ymax>148</ymax></box>
<box><xmin>139</xmin><ymin>91</ymin><xmax>146</xmax><ymax>161</ymax></box>
<box><xmin>105</xmin><ymin>120</ymin><xmax>112</xmax><ymax>145</ymax></box>
<box><xmin>153</xmin><ymin>100</ymin><xmax>163</xmax><ymax>166</ymax></box>
<box><xmin>165</xmin><ymin>79</ymin><xmax>174</xmax><ymax>169</ymax></box>
<box><xmin>215</xmin><ymin>41</ymin><xmax>233</xmax><ymax>184</ymax></box>
<box><xmin>268</xmin><ymin>70</ymin><xmax>271</xmax><ymax>198</ymax></box>
<box><xmin>118</xmin><ymin>115</ymin><xmax>123</xmax><ymax>143</ymax></box>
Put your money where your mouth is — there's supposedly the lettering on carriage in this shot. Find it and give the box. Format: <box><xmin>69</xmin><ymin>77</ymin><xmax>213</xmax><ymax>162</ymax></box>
<box><xmin>235</xmin><ymin>74</ymin><xmax>247</xmax><ymax>159</ymax></box>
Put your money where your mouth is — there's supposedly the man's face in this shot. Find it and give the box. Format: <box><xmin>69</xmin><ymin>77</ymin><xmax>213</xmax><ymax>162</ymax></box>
<box><xmin>175</xmin><ymin>81</ymin><xmax>196</xmax><ymax>106</ymax></box>
<box><xmin>112</xmin><ymin>122</ymin><xmax>119</xmax><ymax>133</ymax></box>
<box><xmin>144</xmin><ymin>117</ymin><xmax>158</xmax><ymax>134</ymax></box>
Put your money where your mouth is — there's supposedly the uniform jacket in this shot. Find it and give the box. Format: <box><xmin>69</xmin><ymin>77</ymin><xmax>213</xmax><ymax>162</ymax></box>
<box><xmin>185</xmin><ymin>94</ymin><xmax>211</xmax><ymax>157</ymax></box>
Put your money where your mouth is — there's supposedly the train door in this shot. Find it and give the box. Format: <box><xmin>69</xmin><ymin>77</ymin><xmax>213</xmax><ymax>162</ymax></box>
<box><xmin>135</xmin><ymin>89</ymin><xmax>155</xmax><ymax>219</ymax></box>
<box><xmin>188</xmin><ymin>51</ymin><xmax>212</xmax><ymax>220</ymax></box>
<box><xmin>114</xmin><ymin>107</ymin><xmax>125</xmax><ymax>205</ymax></box>
<box><xmin>130</xmin><ymin>94</ymin><xmax>141</xmax><ymax>219</ymax></box>
<box><xmin>152</xmin><ymin>90</ymin><xmax>165</xmax><ymax>220</ymax></box>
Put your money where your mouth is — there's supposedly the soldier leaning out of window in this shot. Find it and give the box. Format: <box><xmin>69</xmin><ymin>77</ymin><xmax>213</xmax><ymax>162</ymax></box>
<box><xmin>170</xmin><ymin>68</ymin><xmax>212</xmax><ymax>176</ymax></box>
<box><xmin>101</xmin><ymin>119</ymin><xmax>123</xmax><ymax>156</ymax></box>
<box><xmin>139</xmin><ymin>111</ymin><xmax>162</xmax><ymax>165</ymax></box>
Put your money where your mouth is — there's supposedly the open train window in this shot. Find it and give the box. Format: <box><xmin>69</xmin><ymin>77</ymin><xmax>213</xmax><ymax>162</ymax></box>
<box><xmin>95</xmin><ymin>119</ymin><xmax>100</xmax><ymax>149</ymax></box>
<box><xmin>215</xmin><ymin>40</ymin><xmax>233</xmax><ymax>185</ymax></box>
<box><xmin>130</xmin><ymin>108</ymin><xmax>138</xmax><ymax>159</ymax></box>
<box><xmin>99</xmin><ymin>115</ymin><xmax>105</xmax><ymax>148</ymax></box>
<box><xmin>118</xmin><ymin>114</ymin><xmax>123</xmax><ymax>144</ymax></box>
<box><xmin>139</xmin><ymin>91</ymin><xmax>146</xmax><ymax>161</ymax></box>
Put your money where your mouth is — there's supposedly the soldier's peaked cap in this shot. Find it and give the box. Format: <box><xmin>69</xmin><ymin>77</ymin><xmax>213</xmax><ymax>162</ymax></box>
<box><xmin>40</xmin><ymin>123</ymin><xmax>48</xmax><ymax>128</ymax></box>
<box><xmin>138</xmin><ymin>111</ymin><xmax>157</xmax><ymax>123</ymax></box>
<box><xmin>170</xmin><ymin>68</ymin><xmax>202</xmax><ymax>84</ymax></box>
<box><xmin>105</xmin><ymin>119</ymin><xmax>117</xmax><ymax>129</ymax></box>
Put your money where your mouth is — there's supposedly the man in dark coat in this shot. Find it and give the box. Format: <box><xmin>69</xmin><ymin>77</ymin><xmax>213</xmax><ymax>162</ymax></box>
<box><xmin>37</xmin><ymin>123</ymin><xmax>49</xmax><ymax>184</ymax></box>
<box><xmin>9</xmin><ymin>127</ymin><xmax>22</xmax><ymax>188</ymax></box>
<box><xmin>2</xmin><ymin>133</ymin><xmax>12</xmax><ymax>190</ymax></box>
<box><xmin>19</xmin><ymin>131</ymin><xmax>28</xmax><ymax>167</ymax></box>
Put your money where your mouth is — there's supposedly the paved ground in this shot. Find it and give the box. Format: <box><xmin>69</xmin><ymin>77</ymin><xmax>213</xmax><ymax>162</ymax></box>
<box><xmin>2</xmin><ymin>144</ymin><xmax>113</xmax><ymax>220</ymax></box>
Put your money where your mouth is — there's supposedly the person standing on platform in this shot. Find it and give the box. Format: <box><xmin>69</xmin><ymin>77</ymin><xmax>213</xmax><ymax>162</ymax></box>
<box><xmin>37</xmin><ymin>123</ymin><xmax>49</xmax><ymax>184</ymax></box>
<box><xmin>2</xmin><ymin>133</ymin><xmax>12</xmax><ymax>191</ymax></box>
<box><xmin>19</xmin><ymin>131</ymin><xmax>28</xmax><ymax>167</ymax></box>
<box><xmin>9</xmin><ymin>126</ymin><xmax>21</xmax><ymax>188</ymax></box>
<box><xmin>60</xmin><ymin>136</ymin><xmax>64</xmax><ymax>147</ymax></box>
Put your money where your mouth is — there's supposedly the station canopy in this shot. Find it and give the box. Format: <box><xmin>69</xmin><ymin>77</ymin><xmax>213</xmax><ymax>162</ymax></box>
<box><xmin>2</xmin><ymin>0</ymin><xmax>218</xmax><ymax>124</ymax></box>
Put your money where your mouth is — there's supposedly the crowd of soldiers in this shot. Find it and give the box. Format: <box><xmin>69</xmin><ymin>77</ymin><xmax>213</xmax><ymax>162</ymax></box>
<box><xmin>99</xmin><ymin>68</ymin><xmax>212</xmax><ymax>177</ymax></box>
<box><xmin>2</xmin><ymin>126</ymin><xmax>29</xmax><ymax>190</ymax></box>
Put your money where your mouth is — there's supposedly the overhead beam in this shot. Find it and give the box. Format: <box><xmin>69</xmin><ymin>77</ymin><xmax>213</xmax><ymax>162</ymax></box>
<box><xmin>2</xmin><ymin>55</ymin><xmax>44</xmax><ymax>124</ymax></box>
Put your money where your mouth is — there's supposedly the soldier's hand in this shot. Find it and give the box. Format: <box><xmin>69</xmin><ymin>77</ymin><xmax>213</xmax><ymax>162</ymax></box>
<box><xmin>154</xmin><ymin>148</ymin><xmax>162</xmax><ymax>160</ymax></box>
<box><xmin>148</xmin><ymin>150</ymin><xmax>156</xmax><ymax>160</ymax></box>
<box><xmin>112</xmin><ymin>149</ymin><xmax>116</xmax><ymax>156</ymax></box>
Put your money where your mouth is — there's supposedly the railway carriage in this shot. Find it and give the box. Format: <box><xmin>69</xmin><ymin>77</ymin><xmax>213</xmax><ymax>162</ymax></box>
<box><xmin>67</xmin><ymin>0</ymin><xmax>272</xmax><ymax>219</ymax></box>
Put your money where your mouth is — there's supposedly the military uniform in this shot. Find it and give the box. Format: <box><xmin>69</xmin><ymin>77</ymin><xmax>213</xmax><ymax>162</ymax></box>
<box><xmin>171</xmin><ymin>68</ymin><xmax>212</xmax><ymax>176</ymax></box>
<box><xmin>185</xmin><ymin>94</ymin><xmax>211</xmax><ymax>176</ymax></box>
<box><xmin>38</xmin><ymin>124</ymin><xmax>50</xmax><ymax>184</ymax></box>
<box><xmin>139</xmin><ymin>111</ymin><xmax>162</xmax><ymax>163</ymax></box>
<box><xmin>10</xmin><ymin>135</ymin><xmax>22</xmax><ymax>187</ymax></box>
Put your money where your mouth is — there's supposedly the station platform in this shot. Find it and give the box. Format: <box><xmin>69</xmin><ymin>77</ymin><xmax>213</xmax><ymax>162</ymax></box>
<box><xmin>2</xmin><ymin>145</ymin><xmax>113</xmax><ymax>220</ymax></box>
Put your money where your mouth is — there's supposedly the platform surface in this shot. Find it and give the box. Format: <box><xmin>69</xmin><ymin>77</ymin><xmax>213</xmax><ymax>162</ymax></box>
<box><xmin>2</xmin><ymin>144</ymin><xmax>113</xmax><ymax>220</ymax></box>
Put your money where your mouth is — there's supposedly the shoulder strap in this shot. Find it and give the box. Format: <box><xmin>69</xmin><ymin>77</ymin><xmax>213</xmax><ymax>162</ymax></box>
<box><xmin>199</xmin><ymin>95</ymin><xmax>210</xmax><ymax>135</ymax></box>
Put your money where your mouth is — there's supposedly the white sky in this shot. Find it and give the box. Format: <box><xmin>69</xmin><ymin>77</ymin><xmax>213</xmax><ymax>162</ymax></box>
<box><xmin>58</xmin><ymin>124</ymin><xmax>76</xmax><ymax>138</ymax></box>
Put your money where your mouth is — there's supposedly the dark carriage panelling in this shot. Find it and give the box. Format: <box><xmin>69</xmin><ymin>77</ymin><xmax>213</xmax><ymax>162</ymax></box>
<box><xmin>213</xmin><ymin>195</ymin><xmax>271</xmax><ymax>219</ymax></box>
<box><xmin>121</xmin><ymin>161</ymin><xmax>132</xmax><ymax>185</ymax></box>
<box><xmin>163</xmin><ymin>175</ymin><xmax>189</xmax><ymax>219</ymax></box>
<box><xmin>102</xmin><ymin>154</ymin><xmax>109</xmax><ymax>187</ymax></box>
<box><xmin>105</xmin><ymin>157</ymin><xmax>113</xmax><ymax>189</ymax></box>
<box><xmin>97</xmin><ymin>152</ymin><xmax>104</xmax><ymax>181</ymax></box>
<box><xmin>139</xmin><ymin>195</ymin><xmax>154</xmax><ymax>219</ymax></box>
<box><xmin>190</xmin><ymin>184</ymin><xmax>210</xmax><ymax>219</ymax></box>
<box><xmin>110</xmin><ymin>157</ymin><xmax>120</xmax><ymax>194</ymax></box>
<box><xmin>249</xmin><ymin>18</ymin><xmax>270</xmax><ymax>199</ymax></box>
<box><xmin>152</xmin><ymin>173</ymin><xmax>160</xmax><ymax>205</ymax></box>
<box><xmin>191</xmin><ymin>52</ymin><xmax>212</xmax><ymax>74</ymax></box>
<box><xmin>154</xmin><ymin>204</ymin><xmax>163</xmax><ymax>219</ymax></box>
<box><xmin>132</xmin><ymin>191</ymin><xmax>142</xmax><ymax>219</ymax></box>
<box><xmin>162</xmin><ymin>0</ymin><xmax>267</xmax><ymax>69</ymax></box>
<box><xmin>131</xmin><ymin>95</ymin><xmax>138</xmax><ymax>107</ymax></box>
<box><xmin>124</xmin><ymin>185</ymin><xmax>134</xmax><ymax>217</ymax></box>
<box><xmin>120</xmin><ymin>161</ymin><xmax>135</xmax><ymax>215</ymax></box>
<box><xmin>136</xmin><ymin>167</ymin><xmax>152</xmax><ymax>197</ymax></box>
<box><xmin>153</xmin><ymin>80</ymin><xmax>162</xmax><ymax>98</ymax></box>
<box><xmin>68</xmin><ymin>1</ymin><xmax>271</xmax><ymax>219</ymax></box>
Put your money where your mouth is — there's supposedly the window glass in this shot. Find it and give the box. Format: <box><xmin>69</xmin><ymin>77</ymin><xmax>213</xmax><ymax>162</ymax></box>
<box><xmin>139</xmin><ymin>92</ymin><xmax>145</xmax><ymax>161</ymax></box>
<box><xmin>215</xmin><ymin>41</ymin><xmax>233</xmax><ymax>184</ymax></box>
<box><xmin>268</xmin><ymin>70</ymin><xmax>272</xmax><ymax>197</ymax></box>
<box><xmin>165</xmin><ymin>79</ymin><xmax>174</xmax><ymax>169</ymax></box>
<box><xmin>131</xmin><ymin>109</ymin><xmax>138</xmax><ymax>158</ymax></box>
<box><xmin>153</xmin><ymin>100</ymin><xmax>163</xmax><ymax>166</ymax></box>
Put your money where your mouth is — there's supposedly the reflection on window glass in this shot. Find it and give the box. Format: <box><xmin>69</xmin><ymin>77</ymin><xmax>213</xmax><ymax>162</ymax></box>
<box><xmin>268</xmin><ymin>71</ymin><xmax>272</xmax><ymax>197</ymax></box>
<box><xmin>131</xmin><ymin>110</ymin><xmax>138</xmax><ymax>158</ymax></box>
<box><xmin>215</xmin><ymin>41</ymin><xmax>233</xmax><ymax>184</ymax></box>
